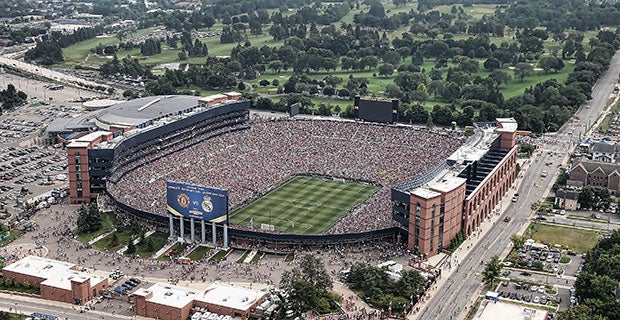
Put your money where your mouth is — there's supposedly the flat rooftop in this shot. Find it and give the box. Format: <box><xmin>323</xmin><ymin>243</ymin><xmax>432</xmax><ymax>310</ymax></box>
<box><xmin>3</xmin><ymin>255</ymin><xmax>75</xmax><ymax>279</ymax></box>
<box><xmin>475</xmin><ymin>300</ymin><xmax>547</xmax><ymax>320</ymax></box>
<box><xmin>41</xmin><ymin>269</ymin><xmax>106</xmax><ymax>291</ymax></box>
<box><xmin>197</xmin><ymin>283</ymin><xmax>267</xmax><ymax>311</ymax></box>
<box><xmin>66</xmin><ymin>131</ymin><xmax>111</xmax><ymax>148</ymax></box>
<box><xmin>134</xmin><ymin>282</ymin><xmax>199</xmax><ymax>309</ymax></box>
<box><xmin>133</xmin><ymin>282</ymin><xmax>266</xmax><ymax>311</ymax></box>
<box><xmin>496</xmin><ymin>118</ymin><xmax>518</xmax><ymax>133</ymax></box>
<box><xmin>411</xmin><ymin>188</ymin><xmax>441</xmax><ymax>199</ymax></box>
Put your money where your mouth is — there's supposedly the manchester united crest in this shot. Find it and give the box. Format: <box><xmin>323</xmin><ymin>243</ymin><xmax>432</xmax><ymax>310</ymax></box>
<box><xmin>201</xmin><ymin>195</ymin><xmax>214</xmax><ymax>212</ymax></box>
<box><xmin>177</xmin><ymin>193</ymin><xmax>190</xmax><ymax>208</ymax></box>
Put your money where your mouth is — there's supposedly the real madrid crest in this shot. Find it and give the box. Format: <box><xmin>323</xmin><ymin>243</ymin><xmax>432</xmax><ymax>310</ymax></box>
<box><xmin>177</xmin><ymin>193</ymin><xmax>190</xmax><ymax>208</ymax></box>
<box><xmin>201</xmin><ymin>195</ymin><xmax>214</xmax><ymax>212</ymax></box>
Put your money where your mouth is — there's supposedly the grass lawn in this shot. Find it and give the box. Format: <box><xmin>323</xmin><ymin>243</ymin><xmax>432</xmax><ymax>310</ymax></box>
<box><xmin>0</xmin><ymin>281</ymin><xmax>41</xmax><ymax>295</ymax></box>
<box><xmin>567</xmin><ymin>215</ymin><xmax>609</xmax><ymax>224</ymax></box>
<box><xmin>251</xmin><ymin>252</ymin><xmax>263</xmax><ymax>263</ymax></box>
<box><xmin>60</xmin><ymin>27</ymin><xmax>160</xmax><ymax>66</ymax></box>
<box><xmin>525</xmin><ymin>223</ymin><xmax>602</xmax><ymax>253</ymax></box>
<box><xmin>62</xmin><ymin>36</ymin><xmax>120</xmax><ymax>65</ymax></box>
<box><xmin>208</xmin><ymin>249</ymin><xmax>230</xmax><ymax>262</ymax></box>
<box><xmin>187</xmin><ymin>245</ymin><xmax>213</xmax><ymax>261</ymax></box>
<box><xmin>0</xmin><ymin>229</ymin><xmax>22</xmax><ymax>246</ymax></box>
<box><xmin>76</xmin><ymin>212</ymin><xmax>117</xmax><ymax>243</ymax></box>
<box><xmin>230</xmin><ymin>175</ymin><xmax>379</xmax><ymax>234</ymax></box>
<box><xmin>92</xmin><ymin>228</ymin><xmax>136</xmax><ymax>252</ymax></box>
<box><xmin>502</xmin><ymin>63</ymin><xmax>575</xmax><ymax>99</ymax></box>
<box><xmin>157</xmin><ymin>242</ymin><xmax>189</xmax><ymax>261</ymax></box>
<box><xmin>237</xmin><ymin>250</ymin><xmax>249</xmax><ymax>263</ymax></box>
<box><xmin>134</xmin><ymin>232</ymin><xmax>169</xmax><ymax>258</ymax></box>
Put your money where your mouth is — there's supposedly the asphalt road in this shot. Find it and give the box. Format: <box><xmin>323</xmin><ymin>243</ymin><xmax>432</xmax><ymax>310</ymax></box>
<box><xmin>0</xmin><ymin>293</ymin><xmax>139</xmax><ymax>320</ymax></box>
<box><xmin>419</xmin><ymin>149</ymin><xmax>560</xmax><ymax>319</ymax></box>
<box><xmin>418</xmin><ymin>49</ymin><xmax>620</xmax><ymax>319</ymax></box>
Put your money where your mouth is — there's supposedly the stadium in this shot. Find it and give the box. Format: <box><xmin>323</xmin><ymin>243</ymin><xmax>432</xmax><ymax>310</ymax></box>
<box><xmin>61</xmin><ymin>94</ymin><xmax>517</xmax><ymax>256</ymax></box>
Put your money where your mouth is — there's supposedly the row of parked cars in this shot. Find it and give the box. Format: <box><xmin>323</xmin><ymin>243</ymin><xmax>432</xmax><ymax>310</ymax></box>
<box><xmin>498</xmin><ymin>289</ymin><xmax>556</xmax><ymax>305</ymax></box>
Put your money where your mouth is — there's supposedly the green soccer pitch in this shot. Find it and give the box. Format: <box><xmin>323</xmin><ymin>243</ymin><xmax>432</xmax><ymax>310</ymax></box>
<box><xmin>229</xmin><ymin>176</ymin><xmax>380</xmax><ymax>234</ymax></box>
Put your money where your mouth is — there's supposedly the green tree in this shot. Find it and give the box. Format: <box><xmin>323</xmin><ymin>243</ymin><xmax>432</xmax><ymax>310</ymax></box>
<box><xmin>514</xmin><ymin>63</ymin><xmax>534</xmax><ymax>81</ymax></box>
<box><xmin>398</xmin><ymin>270</ymin><xmax>426</xmax><ymax>303</ymax></box>
<box><xmin>280</xmin><ymin>254</ymin><xmax>336</xmax><ymax>314</ymax></box>
<box><xmin>0</xmin><ymin>311</ymin><xmax>12</xmax><ymax>320</ymax></box>
<box><xmin>76</xmin><ymin>203</ymin><xmax>101</xmax><ymax>235</ymax></box>
<box><xmin>538</xmin><ymin>56</ymin><xmax>565</xmax><ymax>74</ymax></box>
<box><xmin>482</xmin><ymin>255</ymin><xmax>501</xmax><ymax>287</ymax></box>
<box><xmin>510</xmin><ymin>234</ymin><xmax>526</xmax><ymax>249</ymax></box>
<box><xmin>126</xmin><ymin>239</ymin><xmax>136</xmax><ymax>255</ymax></box>
<box><xmin>519</xmin><ymin>143</ymin><xmax>536</xmax><ymax>155</ymax></box>
<box><xmin>109</xmin><ymin>233</ymin><xmax>119</xmax><ymax>246</ymax></box>
<box><xmin>557</xmin><ymin>305</ymin><xmax>606</xmax><ymax>320</ymax></box>
<box><xmin>146</xmin><ymin>237</ymin><xmax>155</xmax><ymax>252</ymax></box>
<box><xmin>0</xmin><ymin>84</ymin><xmax>28</xmax><ymax>110</ymax></box>
<box><xmin>378</xmin><ymin>63</ymin><xmax>394</xmax><ymax>77</ymax></box>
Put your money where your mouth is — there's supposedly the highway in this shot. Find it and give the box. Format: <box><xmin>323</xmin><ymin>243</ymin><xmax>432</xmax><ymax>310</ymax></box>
<box><xmin>417</xmin><ymin>49</ymin><xmax>620</xmax><ymax>320</ymax></box>
<box><xmin>0</xmin><ymin>56</ymin><xmax>110</xmax><ymax>91</ymax></box>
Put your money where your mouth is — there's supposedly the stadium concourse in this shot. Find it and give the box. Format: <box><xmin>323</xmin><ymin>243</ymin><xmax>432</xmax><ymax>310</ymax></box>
<box><xmin>107</xmin><ymin>117</ymin><xmax>464</xmax><ymax>235</ymax></box>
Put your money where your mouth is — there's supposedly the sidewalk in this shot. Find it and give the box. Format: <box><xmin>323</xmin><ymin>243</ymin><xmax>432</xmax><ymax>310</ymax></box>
<box><xmin>87</xmin><ymin>228</ymin><xmax>116</xmax><ymax>246</ymax></box>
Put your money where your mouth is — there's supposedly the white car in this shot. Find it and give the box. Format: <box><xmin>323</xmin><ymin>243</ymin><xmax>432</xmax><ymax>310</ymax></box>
<box><xmin>533</xmin><ymin>296</ymin><xmax>540</xmax><ymax>303</ymax></box>
<box><xmin>530</xmin><ymin>285</ymin><xmax>538</xmax><ymax>292</ymax></box>
<box><xmin>538</xmin><ymin>286</ymin><xmax>546</xmax><ymax>293</ymax></box>
<box><xmin>559</xmin><ymin>210</ymin><xmax>566</xmax><ymax>215</ymax></box>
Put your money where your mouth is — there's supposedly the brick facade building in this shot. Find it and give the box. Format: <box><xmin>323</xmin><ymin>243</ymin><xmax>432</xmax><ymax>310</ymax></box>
<box><xmin>392</xmin><ymin>119</ymin><xmax>518</xmax><ymax>258</ymax></box>
<box><xmin>133</xmin><ymin>282</ymin><xmax>266</xmax><ymax>320</ymax></box>
<box><xmin>2</xmin><ymin>256</ymin><xmax>108</xmax><ymax>305</ymax></box>
<box><xmin>568</xmin><ymin>160</ymin><xmax>620</xmax><ymax>194</ymax></box>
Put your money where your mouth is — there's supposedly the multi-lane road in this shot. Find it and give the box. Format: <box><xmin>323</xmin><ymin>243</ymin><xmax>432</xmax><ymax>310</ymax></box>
<box><xmin>418</xmin><ymin>49</ymin><xmax>620</xmax><ymax>319</ymax></box>
<box><xmin>0</xmin><ymin>293</ymin><xmax>137</xmax><ymax>320</ymax></box>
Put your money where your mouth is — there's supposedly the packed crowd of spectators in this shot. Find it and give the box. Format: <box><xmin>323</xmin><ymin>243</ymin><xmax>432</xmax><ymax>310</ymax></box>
<box><xmin>107</xmin><ymin>118</ymin><xmax>463</xmax><ymax>234</ymax></box>
<box><xmin>109</xmin><ymin>110</ymin><xmax>249</xmax><ymax>183</ymax></box>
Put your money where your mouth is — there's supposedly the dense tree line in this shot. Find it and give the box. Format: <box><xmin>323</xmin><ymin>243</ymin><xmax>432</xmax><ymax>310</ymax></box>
<box><xmin>0</xmin><ymin>84</ymin><xmax>27</xmax><ymax>111</ymax></box>
<box><xmin>140</xmin><ymin>39</ymin><xmax>162</xmax><ymax>56</ymax></box>
<box><xmin>346</xmin><ymin>262</ymin><xmax>428</xmax><ymax>316</ymax></box>
<box><xmin>179</xmin><ymin>32</ymin><xmax>209</xmax><ymax>58</ymax></box>
<box><xmin>25</xmin><ymin>26</ymin><xmax>104</xmax><ymax>65</ymax></box>
<box><xmin>280</xmin><ymin>254</ymin><xmax>340</xmax><ymax>315</ymax></box>
<box><xmin>100</xmin><ymin>55</ymin><xmax>153</xmax><ymax>79</ymax></box>
<box><xmin>145</xmin><ymin>60</ymin><xmax>238</xmax><ymax>95</ymax></box>
<box><xmin>1</xmin><ymin>25</ymin><xmax>47</xmax><ymax>45</ymax></box>
<box><xmin>76</xmin><ymin>203</ymin><xmax>102</xmax><ymax>235</ymax></box>
<box><xmin>557</xmin><ymin>230</ymin><xmax>620</xmax><ymax>320</ymax></box>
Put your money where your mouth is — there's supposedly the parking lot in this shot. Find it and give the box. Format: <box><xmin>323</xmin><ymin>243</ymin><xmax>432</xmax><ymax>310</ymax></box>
<box><xmin>498</xmin><ymin>280</ymin><xmax>560</xmax><ymax>306</ymax></box>
<box><xmin>0</xmin><ymin>71</ymin><xmax>97</xmax><ymax>220</ymax></box>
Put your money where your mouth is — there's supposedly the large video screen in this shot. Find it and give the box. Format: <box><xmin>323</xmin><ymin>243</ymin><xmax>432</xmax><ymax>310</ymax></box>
<box><xmin>166</xmin><ymin>181</ymin><xmax>228</xmax><ymax>223</ymax></box>
<box><xmin>357</xmin><ymin>99</ymin><xmax>397</xmax><ymax>123</ymax></box>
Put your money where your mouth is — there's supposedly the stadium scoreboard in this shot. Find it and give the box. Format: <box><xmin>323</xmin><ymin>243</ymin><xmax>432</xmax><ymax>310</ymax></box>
<box><xmin>289</xmin><ymin>103</ymin><xmax>300</xmax><ymax>117</ymax></box>
<box><xmin>354</xmin><ymin>96</ymin><xmax>398</xmax><ymax>123</ymax></box>
<box><xmin>166</xmin><ymin>181</ymin><xmax>228</xmax><ymax>223</ymax></box>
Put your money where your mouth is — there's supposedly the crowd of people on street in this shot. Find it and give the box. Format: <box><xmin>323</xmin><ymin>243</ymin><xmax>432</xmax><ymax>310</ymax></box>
<box><xmin>108</xmin><ymin>118</ymin><xmax>463</xmax><ymax>234</ymax></box>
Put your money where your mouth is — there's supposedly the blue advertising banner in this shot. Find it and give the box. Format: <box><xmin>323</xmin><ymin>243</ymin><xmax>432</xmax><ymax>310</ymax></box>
<box><xmin>166</xmin><ymin>181</ymin><xmax>228</xmax><ymax>223</ymax></box>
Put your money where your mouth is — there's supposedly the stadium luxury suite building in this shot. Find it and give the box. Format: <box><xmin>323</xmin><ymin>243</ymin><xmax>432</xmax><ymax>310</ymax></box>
<box><xmin>53</xmin><ymin>93</ymin><xmax>245</xmax><ymax>204</ymax></box>
<box><xmin>391</xmin><ymin>118</ymin><xmax>518</xmax><ymax>258</ymax></box>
